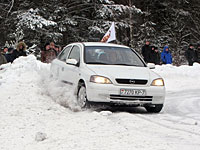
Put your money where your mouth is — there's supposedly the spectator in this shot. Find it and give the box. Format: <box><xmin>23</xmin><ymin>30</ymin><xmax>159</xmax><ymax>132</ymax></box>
<box><xmin>41</xmin><ymin>42</ymin><xmax>50</xmax><ymax>63</ymax></box>
<box><xmin>49</xmin><ymin>42</ymin><xmax>58</xmax><ymax>55</ymax></box>
<box><xmin>185</xmin><ymin>44</ymin><xmax>197</xmax><ymax>66</ymax></box>
<box><xmin>55</xmin><ymin>45</ymin><xmax>62</xmax><ymax>54</ymax></box>
<box><xmin>149</xmin><ymin>46</ymin><xmax>155</xmax><ymax>63</ymax></box>
<box><xmin>142</xmin><ymin>40</ymin><xmax>151</xmax><ymax>63</ymax></box>
<box><xmin>3</xmin><ymin>47</ymin><xmax>8</xmax><ymax>54</ymax></box>
<box><xmin>196</xmin><ymin>44</ymin><xmax>200</xmax><ymax>63</ymax></box>
<box><xmin>153</xmin><ymin>47</ymin><xmax>161</xmax><ymax>65</ymax></box>
<box><xmin>58</xmin><ymin>45</ymin><xmax>62</xmax><ymax>53</ymax></box>
<box><xmin>0</xmin><ymin>51</ymin><xmax>7</xmax><ymax>66</ymax></box>
<box><xmin>161</xmin><ymin>46</ymin><xmax>172</xmax><ymax>64</ymax></box>
<box><xmin>41</xmin><ymin>42</ymin><xmax>57</xmax><ymax>63</ymax></box>
<box><xmin>4</xmin><ymin>47</ymin><xmax>14</xmax><ymax>63</ymax></box>
<box><xmin>10</xmin><ymin>41</ymin><xmax>27</xmax><ymax>62</ymax></box>
<box><xmin>154</xmin><ymin>47</ymin><xmax>161</xmax><ymax>65</ymax></box>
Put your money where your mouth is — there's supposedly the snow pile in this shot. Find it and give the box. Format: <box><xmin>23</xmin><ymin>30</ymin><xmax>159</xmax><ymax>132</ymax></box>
<box><xmin>40</xmin><ymin>76</ymin><xmax>80</xmax><ymax>111</ymax></box>
<box><xmin>154</xmin><ymin>63</ymin><xmax>200</xmax><ymax>91</ymax></box>
<box><xmin>0</xmin><ymin>55</ymin><xmax>78</xmax><ymax>111</ymax></box>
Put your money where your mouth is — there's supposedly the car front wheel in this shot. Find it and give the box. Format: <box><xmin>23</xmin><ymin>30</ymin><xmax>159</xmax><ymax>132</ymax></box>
<box><xmin>77</xmin><ymin>85</ymin><xmax>88</xmax><ymax>108</ymax></box>
<box><xmin>145</xmin><ymin>104</ymin><xmax>163</xmax><ymax>113</ymax></box>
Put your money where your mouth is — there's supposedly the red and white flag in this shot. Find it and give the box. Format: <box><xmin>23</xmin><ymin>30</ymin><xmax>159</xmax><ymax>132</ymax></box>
<box><xmin>101</xmin><ymin>22</ymin><xmax>116</xmax><ymax>43</ymax></box>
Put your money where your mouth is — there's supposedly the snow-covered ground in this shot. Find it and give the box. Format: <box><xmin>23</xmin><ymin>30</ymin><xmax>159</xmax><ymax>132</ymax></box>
<box><xmin>0</xmin><ymin>55</ymin><xmax>200</xmax><ymax>150</ymax></box>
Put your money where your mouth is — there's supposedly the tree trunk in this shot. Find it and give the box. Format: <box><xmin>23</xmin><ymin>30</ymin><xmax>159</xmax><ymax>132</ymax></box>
<box><xmin>129</xmin><ymin>0</ymin><xmax>134</xmax><ymax>48</ymax></box>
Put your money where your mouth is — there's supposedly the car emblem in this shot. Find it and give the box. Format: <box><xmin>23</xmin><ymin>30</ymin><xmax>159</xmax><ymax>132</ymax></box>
<box><xmin>129</xmin><ymin>79</ymin><xmax>135</xmax><ymax>84</ymax></box>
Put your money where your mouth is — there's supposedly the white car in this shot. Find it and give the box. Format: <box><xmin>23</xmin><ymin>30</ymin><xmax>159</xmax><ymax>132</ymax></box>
<box><xmin>51</xmin><ymin>42</ymin><xmax>165</xmax><ymax>113</ymax></box>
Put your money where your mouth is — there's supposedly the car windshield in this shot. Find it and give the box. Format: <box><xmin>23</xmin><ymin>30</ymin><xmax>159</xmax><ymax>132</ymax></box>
<box><xmin>84</xmin><ymin>46</ymin><xmax>145</xmax><ymax>67</ymax></box>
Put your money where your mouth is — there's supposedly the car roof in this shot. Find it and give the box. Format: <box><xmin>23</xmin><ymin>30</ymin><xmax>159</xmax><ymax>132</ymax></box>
<box><xmin>74</xmin><ymin>42</ymin><xmax>130</xmax><ymax>49</ymax></box>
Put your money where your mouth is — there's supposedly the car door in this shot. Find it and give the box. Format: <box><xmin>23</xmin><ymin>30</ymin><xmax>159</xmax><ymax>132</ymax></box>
<box><xmin>60</xmin><ymin>44</ymin><xmax>81</xmax><ymax>87</ymax></box>
<box><xmin>52</xmin><ymin>45</ymin><xmax>72</xmax><ymax>79</ymax></box>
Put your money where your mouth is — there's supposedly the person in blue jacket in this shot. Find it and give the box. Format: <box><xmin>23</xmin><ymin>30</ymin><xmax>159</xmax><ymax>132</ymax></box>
<box><xmin>161</xmin><ymin>46</ymin><xmax>172</xmax><ymax>64</ymax></box>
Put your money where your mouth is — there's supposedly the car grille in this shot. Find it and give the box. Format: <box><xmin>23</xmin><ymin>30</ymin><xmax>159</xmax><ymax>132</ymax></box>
<box><xmin>110</xmin><ymin>95</ymin><xmax>152</xmax><ymax>101</ymax></box>
<box><xmin>115</xmin><ymin>79</ymin><xmax>148</xmax><ymax>85</ymax></box>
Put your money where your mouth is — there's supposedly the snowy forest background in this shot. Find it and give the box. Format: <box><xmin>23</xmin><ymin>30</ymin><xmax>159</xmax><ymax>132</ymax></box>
<box><xmin>0</xmin><ymin>0</ymin><xmax>200</xmax><ymax>65</ymax></box>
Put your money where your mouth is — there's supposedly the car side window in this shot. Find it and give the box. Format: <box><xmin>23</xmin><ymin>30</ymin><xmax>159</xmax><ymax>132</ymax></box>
<box><xmin>58</xmin><ymin>46</ymin><xmax>72</xmax><ymax>62</ymax></box>
<box><xmin>68</xmin><ymin>45</ymin><xmax>80</xmax><ymax>62</ymax></box>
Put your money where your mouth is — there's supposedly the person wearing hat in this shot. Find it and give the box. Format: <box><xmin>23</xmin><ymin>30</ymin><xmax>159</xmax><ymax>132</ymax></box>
<box><xmin>149</xmin><ymin>45</ymin><xmax>156</xmax><ymax>64</ymax></box>
<box><xmin>10</xmin><ymin>41</ymin><xmax>27</xmax><ymax>62</ymax></box>
<box><xmin>161</xmin><ymin>46</ymin><xmax>172</xmax><ymax>64</ymax></box>
<box><xmin>153</xmin><ymin>47</ymin><xmax>161</xmax><ymax>65</ymax></box>
<box><xmin>185</xmin><ymin>44</ymin><xmax>197</xmax><ymax>66</ymax></box>
<box><xmin>141</xmin><ymin>40</ymin><xmax>151</xmax><ymax>63</ymax></box>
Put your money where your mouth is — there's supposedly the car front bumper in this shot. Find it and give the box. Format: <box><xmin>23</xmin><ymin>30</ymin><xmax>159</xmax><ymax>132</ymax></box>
<box><xmin>86</xmin><ymin>82</ymin><xmax>165</xmax><ymax>106</ymax></box>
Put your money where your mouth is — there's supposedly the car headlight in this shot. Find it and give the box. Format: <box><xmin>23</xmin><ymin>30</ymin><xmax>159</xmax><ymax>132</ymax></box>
<box><xmin>90</xmin><ymin>75</ymin><xmax>112</xmax><ymax>84</ymax></box>
<box><xmin>151</xmin><ymin>78</ymin><xmax>164</xmax><ymax>86</ymax></box>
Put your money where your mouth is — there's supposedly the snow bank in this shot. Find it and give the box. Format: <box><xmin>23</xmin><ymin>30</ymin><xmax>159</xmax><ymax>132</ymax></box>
<box><xmin>0</xmin><ymin>55</ymin><xmax>79</xmax><ymax>111</ymax></box>
<box><xmin>154</xmin><ymin>63</ymin><xmax>200</xmax><ymax>92</ymax></box>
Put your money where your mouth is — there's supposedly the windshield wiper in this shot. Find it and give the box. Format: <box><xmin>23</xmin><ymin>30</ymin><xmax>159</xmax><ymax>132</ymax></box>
<box><xmin>86</xmin><ymin>62</ymin><xmax>109</xmax><ymax>65</ymax></box>
<box><xmin>111</xmin><ymin>63</ymin><xmax>138</xmax><ymax>66</ymax></box>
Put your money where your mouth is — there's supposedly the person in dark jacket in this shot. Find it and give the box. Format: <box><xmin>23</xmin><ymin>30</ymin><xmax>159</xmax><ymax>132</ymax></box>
<box><xmin>153</xmin><ymin>47</ymin><xmax>161</xmax><ymax>65</ymax></box>
<box><xmin>185</xmin><ymin>44</ymin><xmax>197</xmax><ymax>66</ymax></box>
<box><xmin>3</xmin><ymin>47</ymin><xmax>8</xmax><ymax>54</ymax></box>
<box><xmin>149</xmin><ymin>46</ymin><xmax>155</xmax><ymax>63</ymax></box>
<box><xmin>142</xmin><ymin>40</ymin><xmax>151</xmax><ymax>63</ymax></box>
<box><xmin>10</xmin><ymin>41</ymin><xmax>27</xmax><ymax>62</ymax></box>
<box><xmin>41</xmin><ymin>42</ymin><xmax>57</xmax><ymax>63</ymax></box>
<box><xmin>196</xmin><ymin>44</ymin><xmax>200</xmax><ymax>63</ymax></box>
<box><xmin>149</xmin><ymin>46</ymin><xmax>161</xmax><ymax>65</ymax></box>
<box><xmin>4</xmin><ymin>47</ymin><xmax>14</xmax><ymax>63</ymax></box>
<box><xmin>161</xmin><ymin>46</ymin><xmax>172</xmax><ymax>64</ymax></box>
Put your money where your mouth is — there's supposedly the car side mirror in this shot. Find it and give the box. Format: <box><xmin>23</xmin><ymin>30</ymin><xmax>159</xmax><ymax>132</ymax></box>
<box><xmin>66</xmin><ymin>59</ymin><xmax>78</xmax><ymax>66</ymax></box>
<box><xmin>147</xmin><ymin>63</ymin><xmax>155</xmax><ymax>69</ymax></box>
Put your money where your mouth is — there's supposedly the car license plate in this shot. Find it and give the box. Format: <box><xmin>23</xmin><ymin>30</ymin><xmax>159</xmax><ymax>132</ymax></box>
<box><xmin>120</xmin><ymin>89</ymin><xmax>146</xmax><ymax>96</ymax></box>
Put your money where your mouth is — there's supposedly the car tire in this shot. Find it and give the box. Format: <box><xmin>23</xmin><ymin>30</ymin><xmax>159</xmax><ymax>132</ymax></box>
<box><xmin>145</xmin><ymin>104</ymin><xmax>163</xmax><ymax>113</ymax></box>
<box><xmin>77</xmin><ymin>84</ymin><xmax>89</xmax><ymax>108</ymax></box>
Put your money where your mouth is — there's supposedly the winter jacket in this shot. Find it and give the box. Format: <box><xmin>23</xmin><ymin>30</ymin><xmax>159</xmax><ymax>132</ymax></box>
<box><xmin>196</xmin><ymin>48</ymin><xmax>200</xmax><ymax>63</ymax></box>
<box><xmin>149</xmin><ymin>46</ymin><xmax>161</xmax><ymax>64</ymax></box>
<box><xmin>10</xmin><ymin>49</ymin><xmax>27</xmax><ymax>62</ymax></box>
<box><xmin>161</xmin><ymin>46</ymin><xmax>172</xmax><ymax>64</ymax></box>
<box><xmin>4</xmin><ymin>53</ymin><xmax>13</xmax><ymax>63</ymax></box>
<box><xmin>0</xmin><ymin>53</ymin><xmax>7</xmax><ymax>65</ymax></box>
<box><xmin>185</xmin><ymin>48</ymin><xmax>197</xmax><ymax>66</ymax></box>
<box><xmin>142</xmin><ymin>44</ymin><xmax>151</xmax><ymax>63</ymax></box>
<box><xmin>41</xmin><ymin>48</ymin><xmax>57</xmax><ymax>63</ymax></box>
<box><xmin>10</xmin><ymin>42</ymin><xmax>27</xmax><ymax>62</ymax></box>
<box><xmin>150</xmin><ymin>51</ymin><xmax>161</xmax><ymax>65</ymax></box>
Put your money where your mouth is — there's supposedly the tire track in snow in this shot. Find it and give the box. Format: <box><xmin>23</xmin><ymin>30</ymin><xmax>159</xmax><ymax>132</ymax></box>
<box><xmin>101</xmin><ymin>111</ymin><xmax>200</xmax><ymax>149</ymax></box>
<box><xmin>134</xmin><ymin>114</ymin><xmax>200</xmax><ymax>136</ymax></box>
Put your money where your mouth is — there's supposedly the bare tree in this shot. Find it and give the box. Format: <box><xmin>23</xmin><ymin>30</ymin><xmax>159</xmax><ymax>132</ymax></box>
<box><xmin>0</xmin><ymin>0</ymin><xmax>14</xmax><ymax>18</ymax></box>
<box><xmin>7</xmin><ymin>0</ymin><xmax>14</xmax><ymax>16</ymax></box>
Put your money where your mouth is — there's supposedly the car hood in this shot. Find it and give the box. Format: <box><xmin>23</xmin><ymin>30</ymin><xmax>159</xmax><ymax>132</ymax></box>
<box><xmin>86</xmin><ymin>65</ymin><xmax>153</xmax><ymax>80</ymax></box>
